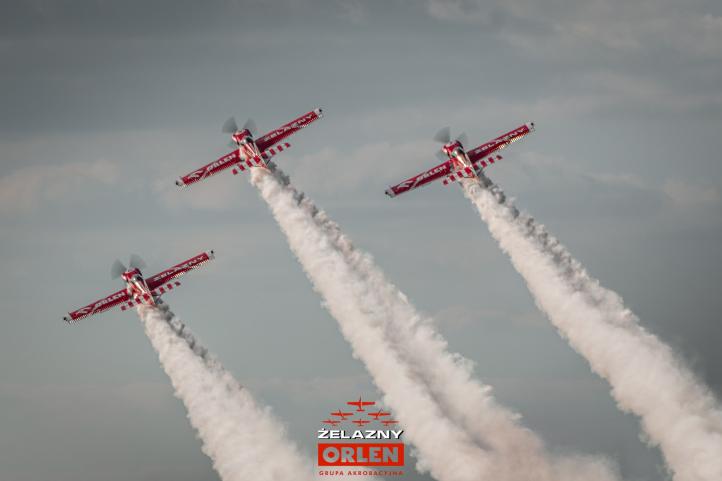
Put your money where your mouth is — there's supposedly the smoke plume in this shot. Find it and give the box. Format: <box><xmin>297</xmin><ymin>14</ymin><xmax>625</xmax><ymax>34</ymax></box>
<box><xmin>251</xmin><ymin>166</ymin><xmax>619</xmax><ymax>481</ymax></box>
<box><xmin>138</xmin><ymin>303</ymin><xmax>316</xmax><ymax>481</ymax></box>
<box><xmin>463</xmin><ymin>174</ymin><xmax>722</xmax><ymax>481</ymax></box>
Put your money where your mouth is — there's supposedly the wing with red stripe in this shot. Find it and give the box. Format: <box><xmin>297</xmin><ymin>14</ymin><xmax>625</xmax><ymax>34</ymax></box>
<box><xmin>64</xmin><ymin>289</ymin><xmax>130</xmax><ymax>324</ymax></box>
<box><xmin>385</xmin><ymin>161</ymin><xmax>451</xmax><ymax>198</ymax></box>
<box><xmin>146</xmin><ymin>251</ymin><xmax>215</xmax><ymax>291</ymax></box>
<box><xmin>176</xmin><ymin>150</ymin><xmax>240</xmax><ymax>187</ymax></box>
<box><xmin>255</xmin><ymin>108</ymin><xmax>323</xmax><ymax>153</ymax></box>
<box><xmin>467</xmin><ymin>123</ymin><xmax>534</xmax><ymax>164</ymax></box>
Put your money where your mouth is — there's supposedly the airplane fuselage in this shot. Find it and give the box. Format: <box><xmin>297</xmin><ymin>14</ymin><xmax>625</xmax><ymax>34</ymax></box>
<box><xmin>443</xmin><ymin>141</ymin><xmax>473</xmax><ymax>171</ymax></box>
<box><xmin>232</xmin><ymin>129</ymin><xmax>267</xmax><ymax>168</ymax></box>
<box><xmin>120</xmin><ymin>268</ymin><xmax>156</xmax><ymax>306</ymax></box>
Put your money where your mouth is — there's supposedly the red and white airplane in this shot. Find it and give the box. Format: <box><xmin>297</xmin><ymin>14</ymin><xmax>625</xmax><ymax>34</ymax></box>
<box><xmin>330</xmin><ymin>409</ymin><xmax>354</xmax><ymax>420</ymax></box>
<box><xmin>385</xmin><ymin>122</ymin><xmax>535</xmax><ymax>198</ymax></box>
<box><xmin>63</xmin><ymin>251</ymin><xmax>215</xmax><ymax>324</ymax></box>
<box><xmin>323</xmin><ymin>419</ymin><xmax>341</xmax><ymax>427</ymax></box>
<box><xmin>347</xmin><ymin>397</ymin><xmax>375</xmax><ymax>412</ymax></box>
<box><xmin>368</xmin><ymin>409</ymin><xmax>391</xmax><ymax>420</ymax></box>
<box><xmin>175</xmin><ymin>108</ymin><xmax>323</xmax><ymax>188</ymax></box>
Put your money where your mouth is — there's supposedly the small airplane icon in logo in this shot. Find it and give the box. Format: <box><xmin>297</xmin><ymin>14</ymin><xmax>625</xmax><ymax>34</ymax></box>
<box><xmin>352</xmin><ymin>419</ymin><xmax>371</xmax><ymax>427</ymax></box>
<box><xmin>381</xmin><ymin>420</ymin><xmax>399</xmax><ymax>427</ymax></box>
<box><xmin>347</xmin><ymin>396</ymin><xmax>375</xmax><ymax>412</ymax></box>
<box><xmin>323</xmin><ymin>419</ymin><xmax>341</xmax><ymax>427</ymax></box>
<box><xmin>368</xmin><ymin>409</ymin><xmax>391</xmax><ymax>420</ymax></box>
<box><xmin>330</xmin><ymin>409</ymin><xmax>354</xmax><ymax>420</ymax></box>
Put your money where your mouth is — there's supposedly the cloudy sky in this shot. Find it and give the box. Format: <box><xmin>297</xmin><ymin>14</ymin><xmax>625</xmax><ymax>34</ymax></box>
<box><xmin>1</xmin><ymin>1</ymin><xmax>721</xmax><ymax>480</ymax></box>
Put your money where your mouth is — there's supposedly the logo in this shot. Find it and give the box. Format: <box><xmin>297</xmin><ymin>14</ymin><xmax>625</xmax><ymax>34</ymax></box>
<box><xmin>471</xmin><ymin>126</ymin><xmax>528</xmax><ymax>157</ymax></box>
<box><xmin>263</xmin><ymin>112</ymin><xmax>317</xmax><ymax>143</ymax></box>
<box><xmin>151</xmin><ymin>254</ymin><xmax>208</xmax><ymax>284</ymax></box>
<box><xmin>397</xmin><ymin>164</ymin><xmax>448</xmax><ymax>191</ymax></box>
<box><xmin>317</xmin><ymin>396</ymin><xmax>405</xmax><ymax>477</ymax></box>
<box><xmin>187</xmin><ymin>152</ymin><xmax>238</xmax><ymax>180</ymax></box>
<box><xmin>75</xmin><ymin>290</ymin><xmax>127</xmax><ymax>316</ymax></box>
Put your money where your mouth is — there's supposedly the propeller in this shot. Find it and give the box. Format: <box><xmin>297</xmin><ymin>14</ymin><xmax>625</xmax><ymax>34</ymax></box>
<box><xmin>242</xmin><ymin>118</ymin><xmax>258</xmax><ymax>137</ymax></box>
<box><xmin>222</xmin><ymin>117</ymin><xmax>239</xmax><ymax>134</ymax></box>
<box><xmin>433</xmin><ymin>126</ymin><xmax>451</xmax><ymax>144</ymax></box>
<box><xmin>129</xmin><ymin>254</ymin><xmax>147</xmax><ymax>270</ymax></box>
<box><xmin>455</xmin><ymin>132</ymin><xmax>468</xmax><ymax>147</ymax></box>
<box><xmin>222</xmin><ymin>116</ymin><xmax>258</xmax><ymax>137</ymax></box>
<box><xmin>111</xmin><ymin>259</ymin><xmax>127</xmax><ymax>280</ymax></box>
<box><xmin>112</xmin><ymin>255</ymin><xmax>147</xmax><ymax>279</ymax></box>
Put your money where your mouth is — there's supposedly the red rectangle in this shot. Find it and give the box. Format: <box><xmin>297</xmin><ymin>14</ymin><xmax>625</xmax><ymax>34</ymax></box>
<box><xmin>318</xmin><ymin>443</ymin><xmax>404</xmax><ymax>467</ymax></box>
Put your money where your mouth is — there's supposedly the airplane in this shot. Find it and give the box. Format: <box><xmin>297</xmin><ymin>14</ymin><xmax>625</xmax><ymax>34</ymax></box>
<box><xmin>352</xmin><ymin>419</ymin><xmax>371</xmax><ymax>427</ymax></box>
<box><xmin>381</xmin><ymin>420</ymin><xmax>399</xmax><ymax>427</ymax></box>
<box><xmin>384</xmin><ymin>122</ymin><xmax>535</xmax><ymax>198</ymax></box>
<box><xmin>63</xmin><ymin>251</ymin><xmax>215</xmax><ymax>324</ymax></box>
<box><xmin>330</xmin><ymin>409</ymin><xmax>354</xmax><ymax>420</ymax></box>
<box><xmin>368</xmin><ymin>409</ymin><xmax>391</xmax><ymax>420</ymax></box>
<box><xmin>347</xmin><ymin>396</ymin><xmax>376</xmax><ymax>412</ymax></box>
<box><xmin>323</xmin><ymin>419</ymin><xmax>341</xmax><ymax>427</ymax></box>
<box><xmin>175</xmin><ymin>108</ymin><xmax>323</xmax><ymax>188</ymax></box>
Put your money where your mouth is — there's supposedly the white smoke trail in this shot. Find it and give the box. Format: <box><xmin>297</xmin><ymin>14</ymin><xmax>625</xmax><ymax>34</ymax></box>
<box><xmin>138</xmin><ymin>303</ymin><xmax>316</xmax><ymax>481</ymax></box>
<box><xmin>463</xmin><ymin>175</ymin><xmax>722</xmax><ymax>481</ymax></box>
<box><xmin>251</xmin><ymin>167</ymin><xmax>619</xmax><ymax>481</ymax></box>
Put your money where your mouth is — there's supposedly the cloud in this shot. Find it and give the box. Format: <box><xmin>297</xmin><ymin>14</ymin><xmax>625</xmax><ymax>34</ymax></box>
<box><xmin>0</xmin><ymin>159</ymin><xmax>118</xmax><ymax>214</ymax></box>
<box><xmin>497</xmin><ymin>151</ymin><xmax>721</xmax><ymax>222</ymax></box>
<box><xmin>522</xmin><ymin>151</ymin><xmax>720</xmax><ymax>200</ymax></box>
<box><xmin>252</xmin><ymin>373</ymin><xmax>373</xmax><ymax>403</ymax></box>
<box><xmin>274</xmin><ymin>127</ymin><xmax>721</xmax><ymax>219</ymax></box>
<box><xmin>1</xmin><ymin>381</ymin><xmax>172</xmax><ymax>413</ymax></box>
<box><xmin>427</xmin><ymin>0</ymin><xmax>722</xmax><ymax>60</ymax></box>
<box><xmin>153</xmin><ymin>172</ymin><xmax>244</xmax><ymax>211</ymax></box>
<box><xmin>662</xmin><ymin>180</ymin><xmax>721</xmax><ymax>207</ymax></box>
<box><xmin>426</xmin><ymin>0</ymin><xmax>494</xmax><ymax>24</ymax></box>
<box><xmin>282</xmin><ymin>139</ymin><xmax>438</xmax><ymax>195</ymax></box>
<box><xmin>337</xmin><ymin>0</ymin><xmax>368</xmax><ymax>24</ymax></box>
<box><xmin>579</xmin><ymin>173</ymin><xmax>720</xmax><ymax>210</ymax></box>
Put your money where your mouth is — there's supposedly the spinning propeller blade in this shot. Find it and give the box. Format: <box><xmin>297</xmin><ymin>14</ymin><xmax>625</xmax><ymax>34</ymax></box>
<box><xmin>222</xmin><ymin>117</ymin><xmax>239</xmax><ymax>134</ymax></box>
<box><xmin>129</xmin><ymin>254</ymin><xmax>146</xmax><ymax>270</ymax></box>
<box><xmin>111</xmin><ymin>259</ymin><xmax>127</xmax><ymax>279</ymax></box>
<box><xmin>455</xmin><ymin>132</ymin><xmax>468</xmax><ymax>147</ymax></box>
<box><xmin>242</xmin><ymin>118</ymin><xmax>257</xmax><ymax>137</ymax></box>
<box><xmin>433</xmin><ymin>126</ymin><xmax>451</xmax><ymax>144</ymax></box>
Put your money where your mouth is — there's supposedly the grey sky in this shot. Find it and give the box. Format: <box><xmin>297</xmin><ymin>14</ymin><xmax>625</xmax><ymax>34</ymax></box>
<box><xmin>1</xmin><ymin>1</ymin><xmax>720</xmax><ymax>480</ymax></box>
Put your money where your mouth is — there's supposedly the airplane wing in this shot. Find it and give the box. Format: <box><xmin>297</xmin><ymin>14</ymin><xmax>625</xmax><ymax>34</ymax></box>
<box><xmin>176</xmin><ymin>150</ymin><xmax>241</xmax><ymax>187</ymax></box>
<box><xmin>146</xmin><ymin>250</ymin><xmax>215</xmax><ymax>291</ymax></box>
<box><xmin>64</xmin><ymin>289</ymin><xmax>130</xmax><ymax>324</ymax></box>
<box><xmin>385</xmin><ymin>161</ymin><xmax>451</xmax><ymax>198</ymax></box>
<box><xmin>255</xmin><ymin>108</ymin><xmax>323</xmax><ymax>153</ymax></box>
<box><xmin>467</xmin><ymin>123</ymin><xmax>534</xmax><ymax>165</ymax></box>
